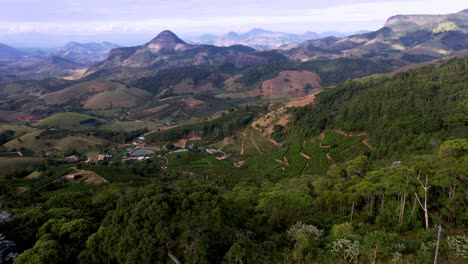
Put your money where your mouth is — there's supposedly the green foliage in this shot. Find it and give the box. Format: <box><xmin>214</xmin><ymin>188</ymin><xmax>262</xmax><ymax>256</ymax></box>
<box><xmin>236</xmin><ymin>58</ymin><xmax>394</xmax><ymax>88</ymax></box>
<box><xmin>81</xmin><ymin>184</ymin><xmax>232</xmax><ymax>263</ymax></box>
<box><xmin>290</xmin><ymin>58</ymin><xmax>468</xmax><ymax>159</ymax></box>
<box><xmin>446</xmin><ymin>235</ymin><xmax>468</xmax><ymax>259</ymax></box>
<box><xmin>146</xmin><ymin>106</ymin><xmax>260</xmax><ymax>143</ymax></box>
<box><xmin>331</xmin><ymin>222</ymin><xmax>354</xmax><ymax>240</ymax></box>
<box><xmin>130</xmin><ymin>66</ymin><xmax>212</xmax><ymax>94</ymax></box>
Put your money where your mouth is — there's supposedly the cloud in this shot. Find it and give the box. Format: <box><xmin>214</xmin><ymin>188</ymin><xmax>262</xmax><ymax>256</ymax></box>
<box><xmin>0</xmin><ymin>0</ymin><xmax>466</xmax><ymax>36</ymax></box>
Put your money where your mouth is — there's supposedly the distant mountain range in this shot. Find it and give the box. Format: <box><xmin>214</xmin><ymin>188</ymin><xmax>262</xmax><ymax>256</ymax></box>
<box><xmin>53</xmin><ymin>41</ymin><xmax>120</xmax><ymax>66</ymax></box>
<box><xmin>0</xmin><ymin>41</ymin><xmax>119</xmax><ymax>79</ymax></box>
<box><xmin>189</xmin><ymin>29</ymin><xmax>369</xmax><ymax>50</ymax></box>
<box><xmin>283</xmin><ymin>9</ymin><xmax>468</xmax><ymax>63</ymax></box>
<box><xmin>0</xmin><ymin>10</ymin><xmax>467</xmax><ymax>81</ymax></box>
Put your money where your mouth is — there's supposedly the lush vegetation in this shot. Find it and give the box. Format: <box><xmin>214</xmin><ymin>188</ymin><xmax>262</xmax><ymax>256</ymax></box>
<box><xmin>236</xmin><ymin>58</ymin><xmax>397</xmax><ymax>87</ymax></box>
<box><xmin>0</xmin><ymin>59</ymin><xmax>466</xmax><ymax>264</ymax></box>
<box><xmin>146</xmin><ymin>106</ymin><xmax>262</xmax><ymax>143</ymax></box>
<box><xmin>289</xmin><ymin>58</ymin><xmax>468</xmax><ymax>159</ymax></box>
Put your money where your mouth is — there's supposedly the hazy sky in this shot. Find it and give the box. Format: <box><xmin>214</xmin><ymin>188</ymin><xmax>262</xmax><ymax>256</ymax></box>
<box><xmin>1</xmin><ymin>0</ymin><xmax>466</xmax><ymax>47</ymax></box>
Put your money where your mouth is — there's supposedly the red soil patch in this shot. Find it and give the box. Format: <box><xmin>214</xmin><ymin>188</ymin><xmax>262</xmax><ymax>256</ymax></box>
<box><xmin>19</xmin><ymin>114</ymin><xmax>41</xmax><ymax>122</ymax></box>
<box><xmin>300</xmin><ymin>152</ymin><xmax>311</xmax><ymax>160</ymax></box>
<box><xmin>285</xmin><ymin>92</ymin><xmax>320</xmax><ymax>108</ymax></box>
<box><xmin>260</xmin><ymin>70</ymin><xmax>321</xmax><ymax>98</ymax></box>
<box><xmin>182</xmin><ymin>97</ymin><xmax>205</xmax><ymax>108</ymax></box>
<box><xmin>240</xmin><ymin>131</ymin><xmax>246</xmax><ymax>155</ymax></box>
<box><xmin>143</xmin><ymin>104</ymin><xmax>169</xmax><ymax>113</ymax></box>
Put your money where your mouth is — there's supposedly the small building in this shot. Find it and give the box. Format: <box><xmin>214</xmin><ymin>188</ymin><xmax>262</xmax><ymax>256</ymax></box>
<box><xmin>65</xmin><ymin>155</ymin><xmax>79</xmax><ymax>162</ymax></box>
<box><xmin>166</xmin><ymin>120</ymin><xmax>177</xmax><ymax>126</ymax></box>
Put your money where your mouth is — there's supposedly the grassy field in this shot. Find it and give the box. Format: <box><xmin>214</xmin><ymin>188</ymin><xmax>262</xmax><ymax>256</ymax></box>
<box><xmin>80</xmin><ymin>164</ymin><xmax>150</xmax><ymax>183</ymax></box>
<box><xmin>4</xmin><ymin>131</ymin><xmax>110</xmax><ymax>156</ymax></box>
<box><xmin>102</xmin><ymin>120</ymin><xmax>162</xmax><ymax>131</ymax></box>
<box><xmin>34</xmin><ymin>112</ymin><xmax>105</xmax><ymax>130</ymax></box>
<box><xmin>83</xmin><ymin>87</ymin><xmax>151</xmax><ymax>110</ymax></box>
<box><xmin>3</xmin><ymin>130</ymin><xmax>43</xmax><ymax>150</ymax></box>
<box><xmin>41</xmin><ymin>80</ymin><xmax>128</xmax><ymax>105</ymax></box>
<box><xmin>0</xmin><ymin>157</ymin><xmax>43</xmax><ymax>176</ymax></box>
<box><xmin>56</xmin><ymin>136</ymin><xmax>110</xmax><ymax>154</ymax></box>
<box><xmin>0</xmin><ymin>124</ymin><xmax>36</xmax><ymax>136</ymax></box>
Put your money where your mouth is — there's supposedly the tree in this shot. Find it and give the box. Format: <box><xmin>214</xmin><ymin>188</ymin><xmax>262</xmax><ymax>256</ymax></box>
<box><xmin>81</xmin><ymin>184</ymin><xmax>232</xmax><ymax>264</ymax></box>
<box><xmin>414</xmin><ymin>172</ymin><xmax>431</xmax><ymax>230</ymax></box>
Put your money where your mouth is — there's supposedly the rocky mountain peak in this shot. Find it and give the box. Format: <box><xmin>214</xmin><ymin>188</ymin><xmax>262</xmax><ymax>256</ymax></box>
<box><xmin>150</xmin><ymin>30</ymin><xmax>186</xmax><ymax>45</ymax></box>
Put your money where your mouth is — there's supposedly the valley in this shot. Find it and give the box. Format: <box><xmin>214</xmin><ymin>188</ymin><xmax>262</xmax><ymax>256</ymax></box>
<box><xmin>0</xmin><ymin>7</ymin><xmax>467</xmax><ymax>264</ymax></box>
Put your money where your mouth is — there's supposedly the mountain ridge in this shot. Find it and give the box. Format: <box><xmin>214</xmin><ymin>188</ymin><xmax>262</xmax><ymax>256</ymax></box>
<box><xmin>86</xmin><ymin>30</ymin><xmax>282</xmax><ymax>76</ymax></box>
<box><xmin>53</xmin><ymin>41</ymin><xmax>120</xmax><ymax>66</ymax></box>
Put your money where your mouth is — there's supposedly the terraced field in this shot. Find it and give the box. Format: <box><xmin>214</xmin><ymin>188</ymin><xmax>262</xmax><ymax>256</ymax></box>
<box><xmin>301</xmin><ymin>138</ymin><xmax>332</xmax><ymax>174</ymax></box>
<box><xmin>167</xmin><ymin>151</ymin><xmax>234</xmax><ymax>172</ymax></box>
<box><xmin>322</xmin><ymin>131</ymin><xmax>370</xmax><ymax>163</ymax></box>
<box><xmin>243</xmin><ymin>130</ymin><xmax>372</xmax><ymax>176</ymax></box>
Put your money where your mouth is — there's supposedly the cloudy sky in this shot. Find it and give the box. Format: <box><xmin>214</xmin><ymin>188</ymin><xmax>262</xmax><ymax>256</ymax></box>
<box><xmin>1</xmin><ymin>0</ymin><xmax>466</xmax><ymax>47</ymax></box>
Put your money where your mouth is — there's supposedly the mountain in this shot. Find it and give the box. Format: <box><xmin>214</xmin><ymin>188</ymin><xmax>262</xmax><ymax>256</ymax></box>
<box><xmin>189</xmin><ymin>29</ymin><xmax>359</xmax><ymax>50</ymax></box>
<box><xmin>86</xmin><ymin>30</ymin><xmax>283</xmax><ymax>75</ymax></box>
<box><xmin>0</xmin><ymin>43</ymin><xmax>24</xmax><ymax>63</ymax></box>
<box><xmin>53</xmin><ymin>41</ymin><xmax>120</xmax><ymax>66</ymax></box>
<box><xmin>284</xmin><ymin>9</ymin><xmax>468</xmax><ymax>63</ymax></box>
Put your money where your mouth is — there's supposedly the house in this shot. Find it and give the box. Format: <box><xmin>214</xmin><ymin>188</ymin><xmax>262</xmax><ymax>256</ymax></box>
<box><xmin>166</xmin><ymin>120</ymin><xmax>177</xmax><ymax>126</ymax></box>
<box><xmin>65</xmin><ymin>155</ymin><xmax>79</xmax><ymax>162</ymax></box>
<box><xmin>97</xmin><ymin>154</ymin><xmax>106</xmax><ymax>162</ymax></box>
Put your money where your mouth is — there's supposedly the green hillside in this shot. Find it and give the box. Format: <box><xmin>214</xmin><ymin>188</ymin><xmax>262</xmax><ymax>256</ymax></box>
<box><xmin>34</xmin><ymin>112</ymin><xmax>105</xmax><ymax>130</ymax></box>
<box><xmin>289</xmin><ymin>57</ymin><xmax>468</xmax><ymax>159</ymax></box>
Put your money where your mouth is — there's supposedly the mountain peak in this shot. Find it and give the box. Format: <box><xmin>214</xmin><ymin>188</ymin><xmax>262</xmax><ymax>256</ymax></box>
<box><xmin>246</xmin><ymin>28</ymin><xmax>270</xmax><ymax>35</ymax></box>
<box><xmin>150</xmin><ymin>30</ymin><xmax>186</xmax><ymax>44</ymax></box>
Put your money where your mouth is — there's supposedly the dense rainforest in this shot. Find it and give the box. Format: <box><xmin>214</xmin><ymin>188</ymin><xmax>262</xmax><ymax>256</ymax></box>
<box><xmin>0</xmin><ymin>59</ymin><xmax>467</xmax><ymax>263</ymax></box>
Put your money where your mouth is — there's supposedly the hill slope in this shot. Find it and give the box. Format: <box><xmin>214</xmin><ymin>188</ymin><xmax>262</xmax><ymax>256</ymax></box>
<box><xmin>0</xmin><ymin>43</ymin><xmax>23</xmax><ymax>59</ymax></box>
<box><xmin>289</xmin><ymin>57</ymin><xmax>468</xmax><ymax>158</ymax></box>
